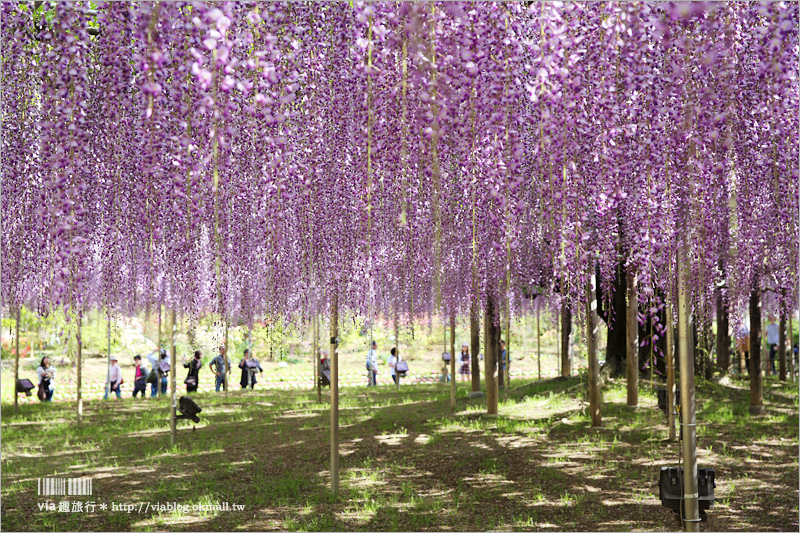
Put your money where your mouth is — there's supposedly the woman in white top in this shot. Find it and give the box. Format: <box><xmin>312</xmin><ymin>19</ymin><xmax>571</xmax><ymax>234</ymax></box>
<box><xmin>387</xmin><ymin>348</ymin><xmax>398</xmax><ymax>384</ymax></box>
<box><xmin>36</xmin><ymin>357</ymin><xmax>56</xmax><ymax>402</ymax></box>
<box><xmin>104</xmin><ymin>355</ymin><xmax>122</xmax><ymax>399</ymax></box>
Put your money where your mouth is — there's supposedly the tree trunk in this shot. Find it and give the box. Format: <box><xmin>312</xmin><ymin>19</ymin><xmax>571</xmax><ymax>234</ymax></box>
<box><xmin>677</xmin><ymin>244</ymin><xmax>700</xmax><ymax>531</ymax></box>
<box><xmin>14</xmin><ymin>306</ymin><xmax>20</xmax><ymax>414</ymax></box>
<box><xmin>77</xmin><ymin>310</ymin><xmax>83</xmax><ymax>426</ymax></box>
<box><xmin>330</xmin><ymin>289</ymin><xmax>340</xmax><ymax>497</ymax></box>
<box><xmin>586</xmin><ymin>274</ymin><xmax>601</xmax><ymax>427</ymax></box>
<box><xmin>470</xmin><ymin>303</ymin><xmax>480</xmax><ymax>392</ymax></box>
<box><xmin>601</xmin><ymin>261</ymin><xmax>627</xmax><ymax>376</ymax></box>
<box><xmin>626</xmin><ymin>270</ymin><xmax>639</xmax><ymax>408</ymax></box>
<box><xmin>749</xmin><ymin>287</ymin><xmax>764</xmax><ymax>414</ymax></box>
<box><xmin>561</xmin><ymin>303</ymin><xmax>572</xmax><ymax>377</ymax></box>
<box><xmin>170</xmin><ymin>309</ymin><xmax>177</xmax><ymax>446</ymax></box>
<box><xmin>450</xmin><ymin>313</ymin><xmax>456</xmax><ymax>408</ymax></box>
<box><xmin>485</xmin><ymin>293</ymin><xmax>499</xmax><ymax>415</ymax></box>
<box><xmin>666</xmin><ymin>300</ymin><xmax>676</xmax><ymax>442</ymax></box>
<box><xmin>779</xmin><ymin>309</ymin><xmax>787</xmax><ymax>382</ymax></box>
<box><xmin>716</xmin><ymin>289</ymin><xmax>730</xmax><ymax>374</ymax></box>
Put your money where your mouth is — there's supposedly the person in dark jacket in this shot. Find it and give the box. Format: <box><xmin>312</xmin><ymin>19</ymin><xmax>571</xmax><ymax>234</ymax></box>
<box><xmin>239</xmin><ymin>349</ymin><xmax>263</xmax><ymax>389</ymax></box>
<box><xmin>183</xmin><ymin>350</ymin><xmax>202</xmax><ymax>393</ymax></box>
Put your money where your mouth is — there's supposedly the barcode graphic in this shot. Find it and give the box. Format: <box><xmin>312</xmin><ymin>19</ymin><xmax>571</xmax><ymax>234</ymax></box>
<box><xmin>37</xmin><ymin>478</ymin><xmax>92</xmax><ymax>496</ymax></box>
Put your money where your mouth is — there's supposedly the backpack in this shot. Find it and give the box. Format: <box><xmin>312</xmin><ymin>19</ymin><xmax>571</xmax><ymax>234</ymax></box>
<box><xmin>158</xmin><ymin>361</ymin><xmax>171</xmax><ymax>374</ymax></box>
<box><xmin>146</xmin><ymin>368</ymin><xmax>158</xmax><ymax>384</ymax></box>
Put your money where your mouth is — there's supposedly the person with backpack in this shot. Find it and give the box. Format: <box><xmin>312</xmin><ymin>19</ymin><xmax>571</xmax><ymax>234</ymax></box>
<box><xmin>132</xmin><ymin>355</ymin><xmax>148</xmax><ymax>398</ymax></box>
<box><xmin>366</xmin><ymin>340</ymin><xmax>378</xmax><ymax>387</ymax></box>
<box><xmin>104</xmin><ymin>355</ymin><xmax>123</xmax><ymax>399</ymax></box>
<box><xmin>35</xmin><ymin>356</ymin><xmax>55</xmax><ymax>402</ymax></box>
<box><xmin>210</xmin><ymin>346</ymin><xmax>228</xmax><ymax>392</ymax></box>
<box><xmin>147</xmin><ymin>348</ymin><xmax>168</xmax><ymax>397</ymax></box>
<box><xmin>183</xmin><ymin>350</ymin><xmax>202</xmax><ymax>393</ymax></box>
<box><xmin>387</xmin><ymin>347</ymin><xmax>399</xmax><ymax>384</ymax></box>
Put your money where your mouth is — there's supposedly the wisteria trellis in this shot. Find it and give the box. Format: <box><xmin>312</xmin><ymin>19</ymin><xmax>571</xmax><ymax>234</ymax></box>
<box><xmin>2</xmin><ymin>1</ymin><xmax>798</xmax><ymax>330</ymax></box>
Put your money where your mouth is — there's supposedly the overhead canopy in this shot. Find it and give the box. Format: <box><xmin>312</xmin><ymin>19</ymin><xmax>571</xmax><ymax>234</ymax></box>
<box><xmin>2</xmin><ymin>1</ymin><xmax>797</xmax><ymax>325</ymax></box>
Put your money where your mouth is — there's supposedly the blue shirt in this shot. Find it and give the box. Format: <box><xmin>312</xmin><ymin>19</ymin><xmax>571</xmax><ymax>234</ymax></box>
<box><xmin>210</xmin><ymin>354</ymin><xmax>227</xmax><ymax>374</ymax></box>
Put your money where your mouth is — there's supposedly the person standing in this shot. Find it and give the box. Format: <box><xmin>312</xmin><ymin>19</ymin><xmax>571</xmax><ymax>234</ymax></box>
<box><xmin>132</xmin><ymin>355</ymin><xmax>148</xmax><ymax>398</ymax></box>
<box><xmin>210</xmin><ymin>346</ymin><xmax>228</xmax><ymax>392</ymax></box>
<box><xmin>104</xmin><ymin>355</ymin><xmax>122</xmax><ymax>399</ymax></box>
<box><xmin>366</xmin><ymin>340</ymin><xmax>378</xmax><ymax>387</ymax></box>
<box><xmin>147</xmin><ymin>348</ymin><xmax>169</xmax><ymax>397</ymax></box>
<box><xmin>238</xmin><ymin>349</ymin><xmax>263</xmax><ymax>389</ymax></box>
<box><xmin>459</xmin><ymin>344</ymin><xmax>470</xmax><ymax>382</ymax></box>
<box><xmin>36</xmin><ymin>356</ymin><xmax>55</xmax><ymax>402</ymax></box>
<box><xmin>387</xmin><ymin>347</ymin><xmax>398</xmax><ymax>384</ymax></box>
<box><xmin>767</xmin><ymin>315</ymin><xmax>780</xmax><ymax>376</ymax></box>
<box><xmin>183</xmin><ymin>350</ymin><xmax>202</xmax><ymax>393</ymax></box>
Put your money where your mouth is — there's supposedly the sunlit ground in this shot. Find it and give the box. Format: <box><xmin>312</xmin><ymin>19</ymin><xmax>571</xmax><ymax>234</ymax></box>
<box><xmin>1</xmin><ymin>375</ymin><xmax>797</xmax><ymax>531</ymax></box>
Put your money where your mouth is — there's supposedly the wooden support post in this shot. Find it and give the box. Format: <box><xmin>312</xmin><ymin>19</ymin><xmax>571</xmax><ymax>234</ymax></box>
<box><xmin>105</xmin><ymin>312</ymin><xmax>111</xmax><ymax>399</ymax></box>
<box><xmin>586</xmin><ymin>274</ymin><xmax>601</xmax><ymax>427</ymax></box>
<box><xmin>666</xmin><ymin>301</ymin><xmax>676</xmax><ymax>442</ymax></box>
<box><xmin>330</xmin><ymin>290</ymin><xmax>340</xmax><ymax>498</ymax></box>
<box><xmin>536</xmin><ymin>306</ymin><xmax>541</xmax><ymax>381</ymax></box>
<box><xmin>470</xmin><ymin>302</ymin><xmax>480</xmax><ymax>392</ymax></box>
<box><xmin>77</xmin><ymin>310</ymin><xmax>83</xmax><ymax>426</ymax></box>
<box><xmin>749</xmin><ymin>287</ymin><xmax>764</xmax><ymax>415</ymax></box>
<box><xmin>170</xmin><ymin>309</ymin><xmax>177</xmax><ymax>446</ymax></box>
<box><xmin>779</xmin><ymin>307</ymin><xmax>787</xmax><ymax>382</ymax></box>
<box><xmin>505</xmin><ymin>312</ymin><xmax>511</xmax><ymax>395</ymax></box>
<box><xmin>485</xmin><ymin>293</ymin><xmax>498</xmax><ymax>415</ymax></box>
<box><xmin>789</xmin><ymin>311</ymin><xmax>795</xmax><ymax>383</ymax></box>
<box><xmin>395</xmin><ymin>313</ymin><xmax>400</xmax><ymax>391</ymax></box>
<box><xmin>224</xmin><ymin>320</ymin><xmax>229</xmax><ymax>395</ymax></box>
<box><xmin>626</xmin><ymin>270</ymin><xmax>639</xmax><ymax>408</ymax></box>
<box><xmin>677</xmin><ymin>244</ymin><xmax>700</xmax><ymax>531</ymax></box>
<box><xmin>450</xmin><ymin>312</ymin><xmax>456</xmax><ymax>408</ymax></box>
<box><xmin>14</xmin><ymin>306</ymin><xmax>20</xmax><ymax>414</ymax></box>
<box><xmin>316</xmin><ymin>315</ymin><xmax>322</xmax><ymax>403</ymax></box>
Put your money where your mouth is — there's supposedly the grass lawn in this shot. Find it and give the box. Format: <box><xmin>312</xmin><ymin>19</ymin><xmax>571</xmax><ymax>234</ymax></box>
<box><xmin>1</xmin><ymin>374</ymin><xmax>797</xmax><ymax>531</ymax></box>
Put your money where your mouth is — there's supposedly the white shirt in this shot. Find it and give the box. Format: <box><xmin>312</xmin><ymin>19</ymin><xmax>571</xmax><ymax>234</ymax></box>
<box><xmin>767</xmin><ymin>323</ymin><xmax>780</xmax><ymax>345</ymax></box>
<box><xmin>387</xmin><ymin>354</ymin><xmax>397</xmax><ymax>376</ymax></box>
<box><xmin>108</xmin><ymin>363</ymin><xmax>122</xmax><ymax>385</ymax></box>
<box><xmin>366</xmin><ymin>349</ymin><xmax>378</xmax><ymax>370</ymax></box>
<box><xmin>36</xmin><ymin>365</ymin><xmax>55</xmax><ymax>389</ymax></box>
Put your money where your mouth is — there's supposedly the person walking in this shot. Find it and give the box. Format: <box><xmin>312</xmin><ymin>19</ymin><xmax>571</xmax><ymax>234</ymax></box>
<box><xmin>387</xmin><ymin>347</ymin><xmax>399</xmax><ymax>384</ymax></box>
<box><xmin>132</xmin><ymin>355</ymin><xmax>148</xmax><ymax>398</ymax></box>
<box><xmin>36</xmin><ymin>356</ymin><xmax>55</xmax><ymax>402</ymax></box>
<box><xmin>148</xmin><ymin>348</ymin><xmax>169</xmax><ymax>396</ymax></box>
<box><xmin>104</xmin><ymin>355</ymin><xmax>123</xmax><ymax>399</ymax></box>
<box><xmin>459</xmin><ymin>344</ymin><xmax>470</xmax><ymax>382</ymax></box>
<box><xmin>210</xmin><ymin>346</ymin><xmax>228</xmax><ymax>392</ymax></box>
<box><xmin>767</xmin><ymin>315</ymin><xmax>780</xmax><ymax>376</ymax></box>
<box><xmin>183</xmin><ymin>350</ymin><xmax>202</xmax><ymax>393</ymax></box>
<box><xmin>366</xmin><ymin>340</ymin><xmax>378</xmax><ymax>387</ymax></box>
